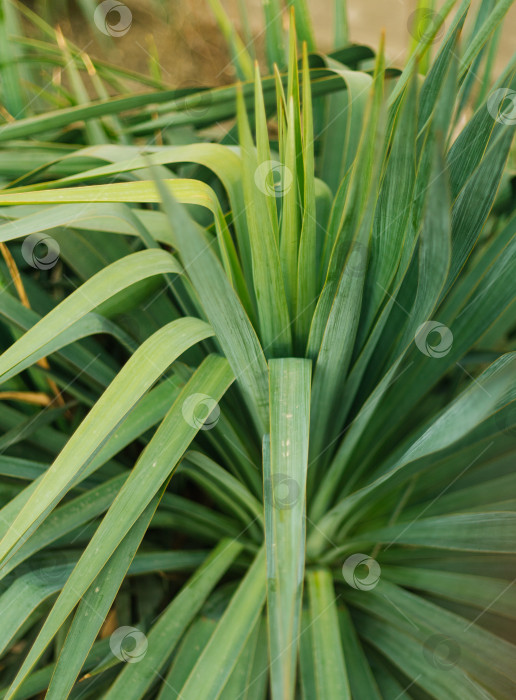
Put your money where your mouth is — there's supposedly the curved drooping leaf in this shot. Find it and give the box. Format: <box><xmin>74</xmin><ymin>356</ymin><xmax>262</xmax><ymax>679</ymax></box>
<box><xmin>4</xmin><ymin>355</ymin><xmax>234</xmax><ymax>699</ymax></box>
<box><xmin>0</xmin><ymin>317</ymin><xmax>213</xmax><ymax>563</ymax></box>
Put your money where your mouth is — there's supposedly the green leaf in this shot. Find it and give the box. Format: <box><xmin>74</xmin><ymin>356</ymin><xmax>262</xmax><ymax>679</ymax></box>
<box><xmin>0</xmin><ymin>474</ymin><xmax>125</xmax><ymax>580</ymax></box>
<box><xmin>338</xmin><ymin>606</ymin><xmax>382</xmax><ymax>699</ymax></box>
<box><xmin>286</xmin><ymin>1</ymin><xmax>316</xmax><ymax>51</ymax></box>
<box><xmin>383</xmin><ymin>566</ymin><xmax>516</xmax><ymax>620</ymax></box>
<box><xmin>306</xmin><ymin>569</ymin><xmax>350</xmax><ymax>699</ymax></box>
<box><xmin>295</xmin><ymin>45</ymin><xmax>317</xmax><ymax>347</ymax></box>
<box><xmin>237</xmin><ymin>84</ymin><xmax>292</xmax><ymax>357</ymax></box>
<box><xmin>317</xmin><ymin>59</ymin><xmax>372</xmax><ymax>195</ymax></box>
<box><xmin>447</xmin><ymin>126</ymin><xmax>514</xmax><ymax>289</ymax></box>
<box><xmin>280</xmin><ymin>98</ymin><xmax>299</xmax><ymax>321</ymax></box>
<box><xmin>355</xmin><ymin>511</ymin><xmax>516</xmax><ymax>553</ymax></box>
<box><xmin>417</xmin><ymin>0</ymin><xmax>468</xmax><ymax>132</ymax></box>
<box><xmin>0</xmin><ymin>318</ymin><xmax>213</xmax><ymax>564</ymax></box>
<box><xmin>206</xmin><ymin>0</ymin><xmax>254</xmax><ymax>80</ymax></box>
<box><xmin>46</xmin><ymin>492</ymin><xmax>166</xmax><ymax>699</ymax></box>
<box><xmin>0</xmin><ymin>88</ymin><xmax>209</xmax><ymax>142</ymax></box>
<box><xmin>0</xmin><ymin>0</ymin><xmax>26</xmax><ymax>117</ymax></box>
<box><xmin>3</xmin><ymin>355</ymin><xmax>234</xmax><ymax>699</ymax></box>
<box><xmin>262</xmin><ymin>0</ymin><xmax>286</xmax><ymax>70</ymax></box>
<box><xmin>458</xmin><ymin>0</ymin><xmax>515</xmax><ymax>80</ymax></box>
<box><xmin>156</xmin><ymin>616</ymin><xmax>217</xmax><ymax>700</ymax></box>
<box><xmin>313</xmin><ymin>353</ymin><xmax>516</xmax><ymax>553</ymax></box>
<box><xmin>103</xmin><ymin>539</ymin><xmax>242</xmax><ymax>700</ymax></box>
<box><xmin>307</xmin><ymin>39</ymin><xmax>384</xmax><ymax>359</ymax></box>
<box><xmin>156</xmin><ymin>178</ymin><xmax>270</xmax><ymax>433</ymax></box>
<box><xmin>0</xmin><ymin>561</ymin><xmax>74</xmax><ymax>656</ymax></box>
<box><xmin>388</xmin><ymin>0</ymin><xmax>459</xmax><ymax>106</ymax></box>
<box><xmin>178</xmin><ymin>547</ymin><xmax>266</xmax><ymax>700</ymax></box>
<box><xmin>219</xmin><ymin>616</ymin><xmax>262</xmax><ymax>700</ymax></box>
<box><xmin>355</xmin><ymin>612</ymin><xmax>494</xmax><ymax>700</ymax></box>
<box><xmin>0</xmin><ymin>249</ymin><xmax>181</xmax><ymax>383</ymax></box>
<box><xmin>362</xmin><ymin>67</ymin><xmax>418</xmax><ymax>335</ymax></box>
<box><xmin>349</xmin><ymin>580</ymin><xmax>516</xmax><ymax>695</ymax></box>
<box><xmin>265</xmin><ymin>358</ymin><xmax>311</xmax><ymax>700</ymax></box>
<box><xmin>334</xmin><ymin>0</ymin><xmax>349</xmax><ymax>47</ymax></box>
<box><xmin>184</xmin><ymin>451</ymin><xmax>263</xmax><ymax>527</ymax></box>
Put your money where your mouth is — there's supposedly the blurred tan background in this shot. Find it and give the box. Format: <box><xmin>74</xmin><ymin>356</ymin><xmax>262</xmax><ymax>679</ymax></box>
<box><xmin>56</xmin><ymin>0</ymin><xmax>516</xmax><ymax>86</ymax></box>
<box><xmin>220</xmin><ymin>0</ymin><xmax>515</xmax><ymax>69</ymax></box>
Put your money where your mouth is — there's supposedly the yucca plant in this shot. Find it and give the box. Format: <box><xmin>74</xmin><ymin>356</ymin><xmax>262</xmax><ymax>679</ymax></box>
<box><xmin>0</xmin><ymin>0</ymin><xmax>515</xmax><ymax>698</ymax></box>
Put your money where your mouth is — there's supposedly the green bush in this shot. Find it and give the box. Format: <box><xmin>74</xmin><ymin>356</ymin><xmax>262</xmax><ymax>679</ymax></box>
<box><xmin>0</xmin><ymin>1</ymin><xmax>515</xmax><ymax>698</ymax></box>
